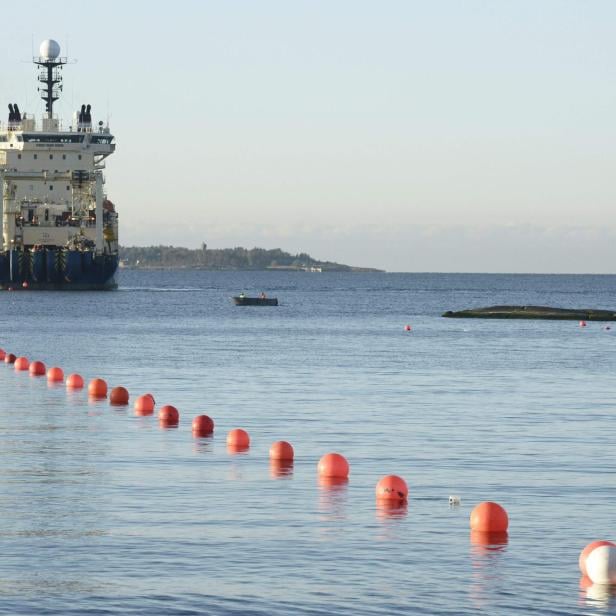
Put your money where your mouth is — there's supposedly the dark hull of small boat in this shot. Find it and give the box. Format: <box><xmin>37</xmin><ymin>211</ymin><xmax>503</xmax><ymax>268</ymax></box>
<box><xmin>233</xmin><ymin>297</ymin><xmax>278</xmax><ymax>306</ymax></box>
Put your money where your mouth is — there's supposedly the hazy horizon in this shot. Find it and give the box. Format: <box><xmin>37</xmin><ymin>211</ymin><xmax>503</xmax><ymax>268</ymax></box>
<box><xmin>2</xmin><ymin>1</ymin><xmax>615</xmax><ymax>273</ymax></box>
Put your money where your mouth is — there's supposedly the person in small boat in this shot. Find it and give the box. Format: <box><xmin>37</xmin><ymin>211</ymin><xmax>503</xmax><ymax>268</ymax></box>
<box><xmin>260</xmin><ymin>292</ymin><xmax>267</xmax><ymax>299</ymax></box>
<box><xmin>239</xmin><ymin>292</ymin><xmax>246</xmax><ymax>299</ymax></box>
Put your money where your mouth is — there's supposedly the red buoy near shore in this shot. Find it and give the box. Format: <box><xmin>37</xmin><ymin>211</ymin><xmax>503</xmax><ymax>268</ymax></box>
<box><xmin>227</xmin><ymin>428</ymin><xmax>250</xmax><ymax>448</ymax></box>
<box><xmin>4</xmin><ymin>353</ymin><xmax>17</xmax><ymax>364</ymax></box>
<box><xmin>29</xmin><ymin>360</ymin><xmax>46</xmax><ymax>376</ymax></box>
<box><xmin>269</xmin><ymin>440</ymin><xmax>294</xmax><ymax>461</ymax></box>
<box><xmin>47</xmin><ymin>366</ymin><xmax>64</xmax><ymax>382</ymax></box>
<box><xmin>134</xmin><ymin>394</ymin><xmax>155</xmax><ymax>415</ymax></box>
<box><xmin>109</xmin><ymin>386</ymin><xmax>129</xmax><ymax>405</ymax></box>
<box><xmin>14</xmin><ymin>357</ymin><xmax>29</xmax><ymax>371</ymax></box>
<box><xmin>158</xmin><ymin>405</ymin><xmax>179</xmax><ymax>425</ymax></box>
<box><xmin>88</xmin><ymin>378</ymin><xmax>108</xmax><ymax>398</ymax></box>
<box><xmin>192</xmin><ymin>415</ymin><xmax>214</xmax><ymax>436</ymax></box>
<box><xmin>375</xmin><ymin>475</ymin><xmax>408</xmax><ymax>502</ymax></box>
<box><xmin>470</xmin><ymin>501</ymin><xmax>509</xmax><ymax>533</ymax></box>
<box><xmin>404</xmin><ymin>325</ymin><xmax>412</xmax><ymax>332</ymax></box>
<box><xmin>318</xmin><ymin>453</ymin><xmax>349</xmax><ymax>479</ymax></box>
<box><xmin>66</xmin><ymin>373</ymin><xmax>84</xmax><ymax>389</ymax></box>
<box><xmin>0</xmin><ymin>349</ymin><xmax>5</xmax><ymax>360</ymax></box>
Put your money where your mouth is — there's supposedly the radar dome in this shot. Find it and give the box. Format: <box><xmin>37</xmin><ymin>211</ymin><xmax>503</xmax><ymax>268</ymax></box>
<box><xmin>39</xmin><ymin>39</ymin><xmax>61</xmax><ymax>60</ymax></box>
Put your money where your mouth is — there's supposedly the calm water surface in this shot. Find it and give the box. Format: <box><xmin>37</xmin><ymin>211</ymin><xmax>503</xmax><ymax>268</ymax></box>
<box><xmin>1</xmin><ymin>271</ymin><xmax>615</xmax><ymax>614</ymax></box>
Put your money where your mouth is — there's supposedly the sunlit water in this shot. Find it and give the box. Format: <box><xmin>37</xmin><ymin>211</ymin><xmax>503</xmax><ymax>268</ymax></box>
<box><xmin>1</xmin><ymin>271</ymin><xmax>615</xmax><ymax>615</ymax></box>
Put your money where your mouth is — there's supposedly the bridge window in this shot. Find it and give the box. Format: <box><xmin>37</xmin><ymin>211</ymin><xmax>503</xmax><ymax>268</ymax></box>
<box><xmin>21</xmin><ymin>134</ymin><xmax>84</xmax><ymax>144</ymax></box>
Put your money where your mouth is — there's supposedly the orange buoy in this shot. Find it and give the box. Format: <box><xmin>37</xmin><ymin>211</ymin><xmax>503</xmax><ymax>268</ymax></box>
<box><xmin>158</xmin><ymin>404</ymin><xmax>179</xmax><ymax>425</ymax></box>
<box><xmin>192</xmin><ymin>415</ymin><xmax>215</xmax><ymax>436</ymax></box>
<box><xmin>134</xmin><ymin>394</ymin><xmax>155</xmax><ymax>415</ymax></box>
<box><xmin>0</xmin><ymin>348</ymin><xmax>5</xmax><ymax>360</ymax></box>
<box><xmin>144</xmin><ymin>393</ymin><xmax>156</xmax><ymax>404</ymax></box>
<box><xmin>109</xmin><ymin>386</ymin><xmax>129</xmax><ymax>405</ymax></box>
<box><xmin>579</xmin><ymin>540</ymin><xmax>616</xmax><ymax>576</ymax></box>
<box><xmin>88</xmin><ymin>378</ymin><xmax>108</xmax><ymax>398</ymax></box>
<box><xmin>318</xmin><ymin>475</ymin><xmax>348</xmax><ymax>488</ymax></box>
<box><xmin>404</xmin><ymin>324</ymin><xmax>412</xmax><ymax>332</ymax></box>
<box><xmin>580</xmin><ymin>320</ymin><xmax>587</xmax><ymax>327</ymax></box>
<box><xmin>227</xmin><ymin>443</ymin><xmax>250</xmax><ymax>454</ymax></box>
<box><xmin>66</xmin><ymin>373</ymin><xmax>84</xmax><ymax>389</ymax></box>
<box><xmin>375</xmin><ymin>475</ymin><xmax>408</xmax><ymax>502</ymax></box>
<box><xmin>227</xmin><ymin>428</ymin><xmax>250</xmax><ymax>448</ymax></box>
<box><xmin>269</xmin><ymin>440</ymin><xmax>294</xmax><ymax>461</ymax></box>
<box><xmin>317</xmin><ymin>452</ymin><xmax>350</xmax><ymax>479</ymax></box>
<box><xmin>29</xmin><ymin>360</ymin><xmax>46</xmax><ymax>376</ymax></box>
<box><xmin>47</xmin><ymin>366</ymin><xmax>64</xmax><ymax>382</ymax></box>
<box><xmin>14</xmin><ymin>357</ymin><xmax>29</xmax><ymax>371</ymax></box>
<box><xmin>4</xmin><ymin>353</ymin><xmax>16</xmax><ymax>364</ymax></box>
<box><xmin>22</xmin><ymin>281</ymin><xmax>29</xmax><ymax>289</ymax></box>
<box><xmin>470</xmin><ymin>501</ymin><xmax>509</xmax><ymax>533</ymax></box>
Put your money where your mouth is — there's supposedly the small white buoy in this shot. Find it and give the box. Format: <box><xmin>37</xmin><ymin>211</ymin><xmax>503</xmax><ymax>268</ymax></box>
<box><xmin>449</xmin><ymin>495</ymin><xmax>461</xmax><ymax>506</ymax></box>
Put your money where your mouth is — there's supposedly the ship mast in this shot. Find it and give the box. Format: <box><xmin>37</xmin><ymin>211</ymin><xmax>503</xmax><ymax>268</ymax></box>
<box><xmin>33</xmin><ymin>40</ymin><xmax>67</xmax><ymax>119</ymax></box>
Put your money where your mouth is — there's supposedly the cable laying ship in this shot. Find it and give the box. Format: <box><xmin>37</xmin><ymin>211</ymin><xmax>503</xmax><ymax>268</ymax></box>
<box><xmin>0</xmin><ymin>39</ymin><xmax>118</xmax><ymax>290</ymax></box>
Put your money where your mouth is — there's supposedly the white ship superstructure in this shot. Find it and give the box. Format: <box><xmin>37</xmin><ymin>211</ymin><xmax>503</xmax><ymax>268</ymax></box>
<box><xmin>0</xmin><ymin>39</ymin><xmax>119</xmax><ymax>289</ymax></box>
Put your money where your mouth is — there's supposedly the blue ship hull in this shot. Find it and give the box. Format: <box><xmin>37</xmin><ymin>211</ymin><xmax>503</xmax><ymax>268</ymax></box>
<box><xmin>0</xmin><ymin>249</ymin><xmax>118</xmax><ymax>290</ymax></box>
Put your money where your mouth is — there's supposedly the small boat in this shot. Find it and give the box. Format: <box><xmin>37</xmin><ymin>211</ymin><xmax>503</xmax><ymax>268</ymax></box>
<box><xmin>233</xmin><ymin>296</ymin><xmax>278</xmax><ymax>306</ymax></box>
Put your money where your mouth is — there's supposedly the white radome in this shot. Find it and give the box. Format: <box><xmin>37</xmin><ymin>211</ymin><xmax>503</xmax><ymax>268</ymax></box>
<box><xmin>39</xmin><ymin>39</ymin><xmax>61</xmax><ymax>60</ymax></box>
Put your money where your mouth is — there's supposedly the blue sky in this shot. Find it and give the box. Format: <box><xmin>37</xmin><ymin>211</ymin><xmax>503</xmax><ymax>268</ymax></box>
<box><xmin>1</xmin><ymin>1</ymin><xmax>615</xmax><ymax>272</ymax></box>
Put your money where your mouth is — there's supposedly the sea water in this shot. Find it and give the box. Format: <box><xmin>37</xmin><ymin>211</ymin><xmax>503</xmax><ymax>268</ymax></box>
<box><xmin>1</xmin><ymin>271</ymin><xmax>615</xmax><ymax>615</ymax></box>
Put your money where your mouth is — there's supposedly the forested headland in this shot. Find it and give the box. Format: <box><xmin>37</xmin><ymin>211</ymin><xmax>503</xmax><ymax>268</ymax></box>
<box><xmin>118</xmin><ymin>244</ymin><xmax>382</xmax><ymax>272</ymax></box>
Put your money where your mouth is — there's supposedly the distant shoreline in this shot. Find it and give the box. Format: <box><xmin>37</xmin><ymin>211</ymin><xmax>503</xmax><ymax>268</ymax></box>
<box><xmin>119</xmin><ymin>264</ymin><xmax>384</xmax><ymax>273</ymax></box>
<box><xmin>119</xmin><ymin>245</ymin><xmax>384</xmax><ymax>272</ymax></box>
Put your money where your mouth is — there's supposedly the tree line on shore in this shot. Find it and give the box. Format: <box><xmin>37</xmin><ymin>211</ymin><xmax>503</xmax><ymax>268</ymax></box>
<box><xmin>118</xmin><ymin>244</ymin><xmax>365</xmax><ymax>271</ymax></box>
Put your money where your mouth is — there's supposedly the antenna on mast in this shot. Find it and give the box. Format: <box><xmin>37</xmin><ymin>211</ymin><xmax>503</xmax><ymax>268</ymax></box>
<box><xmin>33</xmin><ymin>39</ymin><xmax>68</xmax><ymax>119</ymax></box>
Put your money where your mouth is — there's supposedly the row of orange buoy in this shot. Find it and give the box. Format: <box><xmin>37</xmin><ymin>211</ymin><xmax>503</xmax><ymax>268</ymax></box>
<box><xmin>2</xmin><ymin>345</ymin><xmax>514</xmax><ymax>533</ymax></box>
<box><xmin>0</xmin><ymin>348</ymin><xmax>526</xmax><ymax>550</ymax></box>
<box><xmin>3</xmin><ymin>345</ymin><xmax>612</xmax><ymax>588</ymax></box>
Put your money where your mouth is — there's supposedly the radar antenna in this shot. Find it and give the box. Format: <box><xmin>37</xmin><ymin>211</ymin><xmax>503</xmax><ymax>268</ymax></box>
<box><xmin>33</xmin><ymin>39</ymin><xmax>68</xmax><ymax>118</ymax></box>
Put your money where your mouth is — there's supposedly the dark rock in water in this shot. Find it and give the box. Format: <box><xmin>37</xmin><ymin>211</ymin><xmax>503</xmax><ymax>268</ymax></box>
<box><xmin>442</xmin><ymin>305</ymin><xmax>616</xmax><ymax>321</ymax></box>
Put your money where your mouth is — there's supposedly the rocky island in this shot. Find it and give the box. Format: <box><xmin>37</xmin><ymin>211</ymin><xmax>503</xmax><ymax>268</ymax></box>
<box><xmin>442</xmin><ymin>305</ymin><xmax>616</xmax><ymax>321</ymax></box>
<box><xmin>119</xmin><ymin>245</ymin><xmax>383</xmax><ymax>272</ymax></box>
